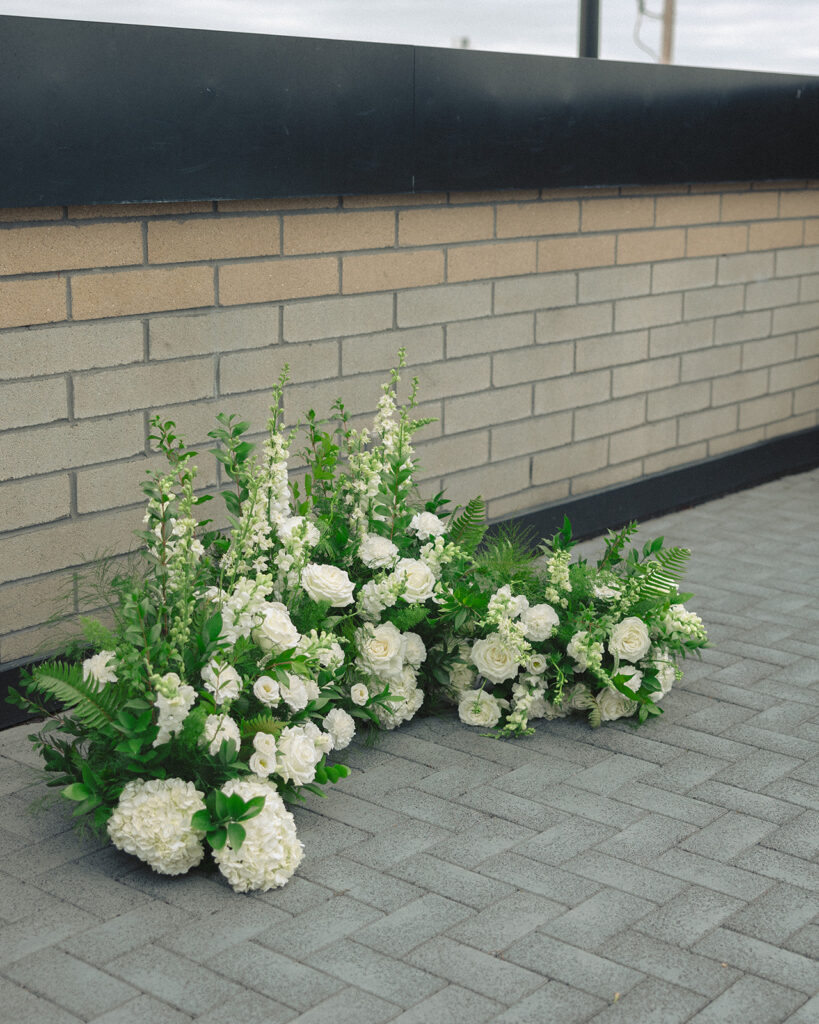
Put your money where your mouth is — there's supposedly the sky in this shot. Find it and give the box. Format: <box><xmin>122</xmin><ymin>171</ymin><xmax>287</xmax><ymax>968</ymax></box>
<box><xmin>0</xmin><ymin>0</ymin><xmax>817</xmax><ymax>76</ymax></box>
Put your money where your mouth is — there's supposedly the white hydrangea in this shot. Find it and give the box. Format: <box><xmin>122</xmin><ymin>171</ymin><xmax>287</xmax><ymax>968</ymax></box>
<box><xmin>212</xmin><ymin>778</ymin><xmax>303</xmax><ymax>892</ymax></box>
<box><xmin>408</xmin><ymin>511</ymin><xmax>446</xmax><ymax>540</ymax></box>
<box><xmin>323</xmin><ymin>708</ymin><xmax>355</xmax><ymax>750</ymax></box>
<box><xmin>82</xmin><ymin>650</ymin><xmax>118</xmax><ymax>687</ymax></box>
<box><xmin>358</xmin><ymin>533</ymin><xmax>399</xmax><ymax>569</ymax></box>
<box><xmin>200</xmin><ymin>661</ymin><xmax>243</xmax><ymax>704</ymax></box>
<box><xmin>200</xmin><ymin>713</ymin><xmax>241</xmax><ymax>756</ymax></box>
<box><xmin>107</xmin><ymin>778</ymin><xmax>206</xmax><ymax>876</ymax></box>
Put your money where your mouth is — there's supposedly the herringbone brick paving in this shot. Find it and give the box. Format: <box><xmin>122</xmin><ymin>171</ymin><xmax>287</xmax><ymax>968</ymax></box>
<box><xmin>0</xmin><ymin>468</ymin><xmax>817</xmax><ymax>1023</ymax></box>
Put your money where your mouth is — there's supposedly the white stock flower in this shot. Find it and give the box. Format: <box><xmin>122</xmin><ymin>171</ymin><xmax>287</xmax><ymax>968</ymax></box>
<box><xmin>649</xmin><ymin>649</ymin><xmax>677</xmax><ymax>702</ymax></box>
<box><xmin>488</xmin><ymin>584</ymin><xmax>529</xmax><ymax>621</ymax></box>
<box><xmin>212</xmin><ymin>778</ymin><xmax>303</xmax><ymax>892</ymax></box>
<box><xmin>153</xmin><ymin>682</ymin><xmax>196</xmax><ymax>746</ymax></box>
<box><xmin>356</xmin><ymin>622</ymin><xmax>406</xmax><ymax>683</ymax></box>
<box><xmin>520</xmin><ymin>603</ymin><xmax>560</xmax><ymax>642</ymax></box>
<box><xmin>200</xmin><ymin>661</ymin><xmax>243</xmax><ymax>704</ymax></box>
<box><xmin>323</xmin><ymin>708</ymin><xmax>355</xmax><ymax>750</ymax></box>
<box><xmin>593</xmin><ymin>582</ymin><xmax>622</xmax><ymax>601</ymax></box>
<box><xmin>458</xmin><ymin>690</ymin><xmax>503</xmax><ymax>728</ymax></box>
<box><xmin>253</xmin><ymin>602</ymin><xmax>301</xmax><ymax>654</ymax></box>
<box><xmin>408</xmin><ymin>511</ymin><xmax>446</xmax><ymax>540</ymax></box>
<box><xmin>470</xmin><ymin>633</ymin><xmax>521</xmax><ymax>686</ymax></box>
<box><xmin>350</xmin><ymin>683</ymin><xmax>369</xmax><ymax>706</ymax></box>
<box><xmin>82</xmin><ymin>650</ymin><xmax>118</xmax><ymax>687</ymax></box>
<box><xmin>200</xmin><ymin>713</ymin><xmax>241</xmax><ymax>756</ymax></box>
<box><xmin>609</xmin><ymin>617</ymin><xmax>651</xmax><ymax>663</ymax></box>
<box><xmin>395</xmin><ymin>558</ymin><xmax>436</xmax><ymax>604</ymax></box>
<box><xmin>301</xmin><ymin>564</ymin><xmax>356</xmax><ymax>607</ymax></box>
<box><xmin>253</xmin><ymin>675</ymin><xmax>281</xmax><ymax>706</ymax></box>
<box><xmin>597</xmin><ymin>687</ymin><xmax>638</xmax><ymax>722</ymax></box>
<box><xmin>402</xmin><ymin>632</ymin><xmax>427</xmax><ymax>669</ymax></box>
<box><xmin>276</xmin><ymin>724</ymin><xmax>323</xmax><ymax>786</ymax></box>
<box><xmin>358</xmin><ymin>533</ymin><xmax>399</xmax><ymax>569</ymax></box>
<box><xmin>107</xmin><ymin>778</ymin><xmax>206</xmax><ymax>876</ymax></box>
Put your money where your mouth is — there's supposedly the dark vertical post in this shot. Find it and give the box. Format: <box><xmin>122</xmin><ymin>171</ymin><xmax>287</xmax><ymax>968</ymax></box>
<box><xmin>578</xmin><ymin>0</ymin><xmax>600</xmax><ymax>58</ymax></box>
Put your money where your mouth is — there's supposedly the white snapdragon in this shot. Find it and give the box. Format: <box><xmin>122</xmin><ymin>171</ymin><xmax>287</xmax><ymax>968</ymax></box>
<box><xmin>301</xmin><ymin>564</ymin><xmax>356</xmax><ymax>607</ymax></box>
<box><xmin>408</xmin><ymin>511</ymin><xmax>446</xmax><ymax>540</ymax></box>
<box><xmin>662</xmin><ymin>604</ymin><xmax>707</xmax><ymax>644</ymax></box>
<box><xmin>152</xmin><ymin>673</ymin><xmax>196</xmax><ymax>746</ymax></box>
<box><xmin>82</xmin><ymin>650</ymin><xmax>118</xmax><ymax>687</ymax></box>
<box><xmin>357</xmin><ymin>575</ymin><xmax>401</xmax><ymax>621</ymax></box>
<box><xmin>567</xmin><ymin>631</ymin><xmax>604</xmax><ymax>674</ymax></box>
<box><xmin>544</xmin><ymin>549</ymin><xmax>572</xmax><ymax>607</ymax></box>
<box><xmin>488</xmin><ymin>585</ymin><xmax>529</xmax><ymax>623</ymax></box>
<box><xmin>200</xmin><ymin>660</ymin><xmax>243</xmax><ymax>704</ymax></box>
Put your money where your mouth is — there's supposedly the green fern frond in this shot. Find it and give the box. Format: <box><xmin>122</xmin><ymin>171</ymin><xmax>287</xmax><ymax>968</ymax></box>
<box><xmin>448</xmin><ymin>496</ymin><xmax>487</xmax><ymax>554</ymax></box>
<box><xmin>240</xmin><ymin>714</ymin><xmax>283</xmax><ymax>738</ymax></box>
<box><xmin>30</xmin><ymin>661</ymin><xmax>121</xmax><ymax>732</ymax></box>
<box><xmin>637</xmin><ymin>547</ymin><xmax>690</xmax><ymax>598</ymax></box>
<box><xmin>587</xmin><ymin>703</ymin><xmax>602</xmax><ymax>729</ymax></box>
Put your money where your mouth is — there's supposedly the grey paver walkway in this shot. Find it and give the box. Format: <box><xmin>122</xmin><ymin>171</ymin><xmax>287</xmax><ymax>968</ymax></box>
<box><xmin>1</xmin><ymin>468</ymin><xmax>817</xmax><ymax>1023</ymax></box>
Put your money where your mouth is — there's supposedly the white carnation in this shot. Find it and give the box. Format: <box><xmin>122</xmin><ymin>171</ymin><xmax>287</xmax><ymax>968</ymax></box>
<box><xmin>358</xmin><ymin>533</ymin><xmax>399</xmax><ymax>569</ymax></box>
<box><xmin>613</xmin><ymin>665</ymin><xmax>643</xmax><ymax>693</ymax></box>
<box><xmin>253</xmin><ymin>602</ymin><xmax>301</xmax><ymax>654</ymax></box>
<box><xmin>322</xmin><ymin>708</ymin><xmax>355</xmax><ymax>750</ymax></box>
<box><xmin>372</xmin><ymin>666</ymin><xmax>424</xmax><ymax>730</ymax></box>
<box><xmin>107</xmin><ymin>778</ymin><xmax>206</xmax><ymax>876</ymax></box>
<box><xmin>301</xmin><ymin>563</ymin><xmax>355</xmax><ymax>607</ymax></box>
<box><xmin>200</xmin><ymin>661</ymin><xmax>243</xmax><ymax>704</ymax></box>
<box><xmin>82</xmin><ymin>650</ymin><xmax>117</xmax><ymax>687</ymax></box>
<box><xmin>609</xmin><ymin>617</ymin><xmax>651</xmax><ymax>663</ymax></box>
<box><xmin>471</xmin><ymin>633</ymin><xmax>521</xmax><ymax>686</ymax></box>
<box><xmin>402</xmin><ymin>632</ymin><xmax>427</xmax><ymax>669</ymax></box>
<box><xmin>458</xmin><ymin>690</ymin><xmax>503</xmax><ymax>728</ymax></box>
<box><xmin>408</xmin><ymin>511</ymin><xmax>446</xmax><ymax>540</ymax></box>
<box><xmin>200</xmin><ymin>713</ymin><xmax>241</xmax><ymax>756</ymax></box>
<box><xmin>280</xmin><ymin>673</ymin><xmax>309</xmax><ymax>712</ymax></box>
<box><xmin>520</xmin><ymin>603</ymin><xmax>560</xmax><ymax>642</ymax></box>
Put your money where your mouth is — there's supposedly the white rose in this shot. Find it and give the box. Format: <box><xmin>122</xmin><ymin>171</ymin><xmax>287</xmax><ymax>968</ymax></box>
<box><xmin>253</xmin><ymin>676</ymin><xmax>281</xmax><ymax>706</ymax></box>
<box><xmin>200</xmin><ymin>661</ymin><xmax>242</xmax><ymax>704</ymax></box>
<box><xmin>276</xmin><ymin>725</ymin><xmax>322</xmax><ymax>786</ymax></box>
<box><xmin>350</xmin><ymin>683</ymin><xmax>369</xmax><ymax>706</ymax></box>
<box><xmin>408</xmin><ymin>511</ymin><xmax>446</xmax><ymax>540</ymax></box>
<box><xmin>458</xmin><ymin>690</ymin><xmax>502</xmax><ymax>728</ymax></box>
<box><xmin>403</xmin><ymin>632</ymin><xmax>427</xmax><ymax>669</ymax></box>
<box><xmin>609</xmin><ymin>617</ymin><xmax>651</xmax><ymax>663</ymax></box>
<box><xmin>470</xmin><ymin>633</ymin><xmax>521</xmax><ymax>686</ymax></box>
<box><xmin>278</xmin><ymin>515</ymin><xmax>320</xmax><ymax>547</ymax></box>
<box><xmin>395</xmin><ymin>558</ymin><xmax>436</xmax><ymax>604</ymax></box>
<box><xmin>82</xmin><ymin>650</ymin><xmax>118</xmax><ymax>687</ymax></box>
<box><xmin>323</xmin><ymin>708</ymin><xmax>356</xmax><ymax>750</ymax></box>
<box><xmin>253</xmin><ymin>602</ymin><xmax>300</xmax><ymax>654</ymax></box>
<box><xmin>200</xmin><ymin>713</ymin><xmax>241</xmax><ymax>756</ymax></box>
<box><xmin>356</xmin><ymin>622</ymin><xmax>406</xmax><ymax>683</ymax></box>
<box><xmin>613</xmin><ymin>665</ymin><xmax>643</xmax><ymax>693</ymax></box>
<box><xmin>358</xmin><ymin>533</ymin><xmax>399</xmax><ymax>569</ymax></box>
<box><xmin>520</xmin><ymin>603</ymin><xmax>560</xmax><ymax>642</ymax></box>
<box><xmin>301</xmin><ymin>564</ymin><xmax>355</xmax><ymax>607</ymax></box>
<box><xmin>597</xmin><ymin>687</ymin><xmax>638</xmax><ymax>722</ymax></box>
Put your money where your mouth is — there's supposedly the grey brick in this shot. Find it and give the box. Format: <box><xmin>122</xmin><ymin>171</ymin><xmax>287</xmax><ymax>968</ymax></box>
<box><xmin>343</xmin><ymin>819</ymin><xmax>453</xmax><ymax>871</ymax></box>
<box><xmin>584</xmin><ymin>977</ymin><xmax>708</xmax><ymax>1024</ymax></box>
<box><xmin>446</xmin><ymin>311</ymin><xmax>533</xmax><ymax>357</ymax></box>
<box><xmin>458</xmin><ymin>783</ymin><xmax>569</xmax><ymax>830</ymax></box>
<box><xmin>785</xmin><ymin>994</ymin><xmax>819</xmax><ymax>1024</ymax></box>
<box><xmin>353</xmin><ymin>892</ymin><xmax>472</xmax><ymax>956</ymax></box>
<box><xmin>86</xmin><ymin>995</ymin><xmax>197</xmax><ymax>1024</ymax></box>
<box><xmin>245</xmin><ymin>895</ymin><xmax>381</xmax><ymax>959</ymax></box>
<box><xmin>406</xmin><ymin>935</ymin><xmax>546</xmax><ymax>1004</ymax></box>
<box><xmin>693</xmin><ymin>927</ymin><xmax>819</xmax><ymax>995</ymax></box>
<box><xmin>252</xmin><ymin>873</ymin><xmax>336</xmax><ymax>915</ymax></box>
<box><xmin>478</xmin><ymin>852</ymin><xmax>603</xmax><ymax>906</ymax></box>
<box><xmin>540</xmin><ymin>888</ymin><xmax>656</xmax><ymax>950</ymax></box>
<box><xmin>603</xmin><ymin>929</ymin><xmax>741</xmax><ymax>999</ymax></box>
<box><xmin>375</xmin><ymin>786</ymin><xmax>486</xmax><ymax>831</ymax></box>
<box><xmin>296</xmin><ymin>853</ymin><xmax>424</xmax><ymax>912</ymax></box>
<box><xmin>386</xmin><ymin>983</ymin><xmax>503</xmax><ymax>1024</ymax></box>
<box><xmin>680</xmin><ymin>810</ymin><xmax>778</xmax><ymax>861</ymax></box>
<box><xmin>564</xmin><ymin>850</ymin><xmax>687</xmax><ymax>904</ymax></box>
<box><xmin>761</xmin><ymin>810</ymin><xmax>819</xmax><ymax>860</ymax></box>
<box><xmin>5</xmin><ymin>947</ymin><xmax>139</xmax><ymax>1019</ymax></box>
<box><xmin>398</xmin><ymin>282</ymin><xmax>492</xmax><ymax>327</ymax></box>
<box><xmin>63</xmin><ymin>901</ymin><xmax>195</xmax><ymax>966</ymax></box>
<box><xmin>493</xmin><ymin>980</ymin><xmax>606</xmax><ymax>1024</ymax></box>
<box><xmin>283</xmin><ymin>293</ymin><xmax>393</xmax><ymax>341</ymax></box>
<box><xmin>733</xmin><ymin>846</ymin><xmax>819</xmax><ymax>892</ymax></box>
<box><xmin>305</xmin><ymin>939</ymin><xmax>445</xmax><ymax>1007</ymax></box>
<box><xmin>263</xmin><ymin>987</ymin><xmax>396</xmax><ymax>1024</ymax></box>
<box><xmin>391</xmin><ymin>852</ymin><xmax>515</xmax><ymax>909</ymax></box>
<box><xmin>516</xmin><ymin>817</ymin><xmax>617</xmax><ymax>866</ymax></box>
<box><xmin>611</xmin><ymin>783</ymin><xmax>724</xmax><ymax>826</ymax></box>
<box><xmin>194</xmin><ymin>990</ymin><xmax>297</xmax><ymax>1024</ymax></box>
<box><xmin>0</xmin><ymin>978</ymin><xmax>84</xmax><ymax>1024</ymax></box>
<box><xmin>494</xmin><ymin>271</ymin><xmax>576</xmax><ymax>313</ymax></box>
<box><xmin>0</xmin><ymin>898</ymin><xmax>101</xmax><ymax>967</ymax></box>
<box><xmin>688</xmin><ymin>781</ymin><xmax>804</xmax><ymax>824</ymax></box>
<box><xmin>615</xmin><ymin>292</ymin><xmax>682</xmax><ymax>332</ymax></box>
<box><xmin>570</xmin><ymin>753</ymin><xmax>666</xmax><ymax>795</ymax></box>
<box><xmin>725</xmin><ymin>883</ymin><xmax>819</xmax><ymax>945</ymax></box>
<box><xmin>686</xmin><ymin>974</ymin><xmax>806</xmax><ymax>1024</ymax></box>
<box><xmin>634</xmin><ymin>885</ymin><xmax>746</xmax><ymax>947</ymax></box>
<box><xmin>653</xmin><ymin>847</ymin><xmax>777</xmax><ymax>900</ymax></box>
<box><xmin>446</xmin><ymin>891</ymin><xmax>567</xmax><ymax>953</ymax></box>
<box><xmin>428</xmin><ymin>816</ymin><xmax>538</xmax><ymax>870</ymax></box>
<box><xmin>578</xmin><ymin>264</ymin><xmax>651</xmax><ymax>303</ymax></box>
<box><xmin>592</xmin><ymin>814</ymin><xmax>698</xmax><ymax>866</ymax></box>
<box><xmin>714</xmin><ymin>748</ymin><xmax>803</xmax><ymax>791</ymax></box>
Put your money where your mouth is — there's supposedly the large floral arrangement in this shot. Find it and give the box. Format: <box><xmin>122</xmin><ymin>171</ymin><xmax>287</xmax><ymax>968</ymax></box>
<box><xmin>13</xmin><ymin>354</ymin><xmax>707</xmax><ymax>891</ymax></box>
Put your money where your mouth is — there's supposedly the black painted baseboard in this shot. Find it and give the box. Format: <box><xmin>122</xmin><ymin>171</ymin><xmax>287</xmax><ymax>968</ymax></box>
<box><xmin>3</xmin><ymin>426</ymin><xmax>818</xmax><ymax>730</ymax></box>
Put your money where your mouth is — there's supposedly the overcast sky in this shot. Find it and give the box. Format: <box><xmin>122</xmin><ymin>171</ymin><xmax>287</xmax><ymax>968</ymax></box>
<box><xmin>1</xmin><ymin>1</ymin><xmax>817</xmax><ymax>76</ymax></box>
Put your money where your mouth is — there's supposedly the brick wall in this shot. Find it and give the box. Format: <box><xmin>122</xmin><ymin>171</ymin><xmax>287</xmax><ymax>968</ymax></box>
<box><xmin>2</xmin><ymin>182</ymin><xmax>818</xmax><ymax>666</ymax></box>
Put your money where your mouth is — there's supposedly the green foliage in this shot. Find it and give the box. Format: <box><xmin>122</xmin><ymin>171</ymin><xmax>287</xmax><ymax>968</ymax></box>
<box><xmin>27</xmin><ymin>661</ymin><xmax>122</xmax><ymax>733</ymax></box>
<box><xmin>192</xmin><ymin>789</ymin><xmax>266</xmax><ymax>851</ymax></box>
<box><xmin>447</xmin><ymin>497</ymin><xmax>487</xmax><ymax>554</ymax></box>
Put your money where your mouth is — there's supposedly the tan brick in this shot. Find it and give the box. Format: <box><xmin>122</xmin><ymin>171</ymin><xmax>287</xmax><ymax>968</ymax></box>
<box><xmin>721</xmin><ymin>191</ymin><xmax>779</xmax><ymax>222</ymax></box>
<box><xmin>343</xmin><ymin>193</ymin><xmax>445</xmax><ymax>209</ymax></box>
<box><xmin>775</xmin><ymin>247</ymin><xmax>819</xmax><ymax>277</ymax></box>
<box><xmin>148</xmin><ymin>216</ymin><xmax>280</xmax><ymax>264</ymax></box>
<box><xmin>711</xmin><ymin>368</ymin><xmax>768</xmax><ymax>406</ymax></box>
<box><xmin>801</xmin><ymin>274</ymin><xmax>819</xmax><ymax>302</ymax></box>
<box><xmin>492</xmin><ymin>342</ymin><xmax>574</xmax><ymax>388</ymax></box>
<box><xmin>341</xmin><ymin>326</ymin><xmax>443</xmax><ymax>375</ymax></box>
<box><xmin>707</xmin><ymin>426</ymin><xmax>765</xmax><ymax>456</ymax></box>
<box><xmin>687</xmin><ymin>225</ymin><xmax>748</xmax><ymax>257</ymax></box>
<box><xmin>542</xmin><ymin>186</ymin><xmax>618</xmax><ymax>199</ymax></box>
<box><xmin>0</xmin><ymin>475</ymin><xmax>71</xmax><ymax>532</ymax></box>
<box><xmin>717</xmin><ymin>252</ymin><xmax>775</xmax><ymax>285</ymax></box>
<box><xmin>581</xmin><ymin>197</ymin><xmax>654</xmax><ymax>232</ymax></box>
<box><xmin>399</xmin><ymin>206</ymin><xmax>494</xmax><ymax>246</ymax></box>
<box><xmin>655</xmin><ymin>194</ymin><xmax>720</xmax><ymax>227</ymax></box>
<box><xmin>715</xmin><ymin>311</ymin><xmax>772</xmax><ymax>346</ymax></box>
<box><xmin>1</xmin><ymin>616</ymin><xmax>91</xmax><ymax>665</ymax></box>
<box><xmin>536</xmin><ymin>302</ymin><xmax>612</xmax><ymax>343</ymax></box>
<box><xmin>532</xmin><ymin>437</ymin><xmax>608</xmax><ymax>484</ymax></box>
<box><xmin>284</xmin><ymin>210</ymin><xmax>394</xmax><ymax>255</ymax></box>
<box><xmin>739</xmin><ymin>392</ymin><xmax>792</xmax><ymax>429</ymax></box>
<box><xmin>448</xmin><ymin>240</ymin><xmax>536</xmax><ymax>283</ymax></box>
<box><xmin>537</xmin><ymin>234</ymin><xmax>616</xmax><ymax>273</ymax></box>
<box><xmin>651</xmin><ymin>257</ymin><xmax>716</xmax><ymax>294</ymax></box>
<box><xmin>579</xmin><ymin>265</ymin><xmax>651</xmax><ymax>303</ymax></box>
<box><xmin>745</xmin><ymin>278</ymin><xmax>799</xmax><ymax>311</ymax></box>
<box><xmin>0</xmin><ymin>378</ymin><xmax>67</xmax><ymax>431</ymax></box>
<box><xmin>219</xmin><ymin>256</ymin><xmax>338</xmax><ymax>305</ymax></box>
<box><xmin>678</xmin><ymin>405</ymin><xmax>738</xmax><ymax>445</ymax></box>
<box><xmin>75</xmin><ymin>453</ymin><xmax>217</xmax><ymax>514</ymax></box>
<box><xmin>615</xmin><ymin>293</ymin><xmax>682</xmax><ymax>332</ymax></box>
<box><xmin>444</xmin><ymin>384</ymin><xmax>531</xmax><ymax>434</ymax></box>
<box><xmin>576</xmin><ymin>330</ymin><xmax>648</xmax><ymax>371</ymax></box>
<box><xmin>650</xmin><ymin>319</ymin><xmax>713</xmax><ymax>357</ymax></box>
<box><xmin>0</xmin><ymin>222</ymin><xmax>143</xmax><ymax>276</ymax></box>
<box><xmin>571</xmin><ymin>459</ymin><xmax>643</xmax><ymax>496</ymax></box>
<box><xmin>0</xmin><ymin>276</ymin><xmax>66</xmax><ymax>328</ymax></box>
<box><xmin>450</xmin><ymin>189</ymin><xmax>539</xmax><ymax>205</ymax></box>
<box><xmin>797</xmin><ymin>329</ymin><xmax>819</xmax><ymax>358</ymax></box>
<box><xmin>748</xmin><ymin>220</ymin><xmax>804</xmax><ymax>252</ymax></box>
<box><xmin>0</xmin><ymin>206</ymin><xmax>63</xmax><ymax>223</ymax></box>
<box><xmin>221</xmin><ymin>339</ymin><xmax>338</xmax><ymax>394</ymax></box>
<box><xmin>411</xmin><ymin>355</ymin><xmax>491</xmax><ymax>403</ymax></box>
<box><xmin>284</xmin><ymin>293</ymin><xmax>393</xmax><ymax>342</ymax></box>
<box><xmin>644</xmin><ymin>441</ymin><xmax>707</xmax><ymax>475</ymax></box>
<box><xmin>683</xmin><ymin>285</ymin><xmax>744</xmax><ymax>321</ymax></box>
<box><xmin>74</xmin><ymin>358</ymin><xmax>213</xmax><ymax>418</ymax></box>
<box><xmin>621</xmin><ymin>184</ymin><xmax>690</xmax><ymax>196</ymax></box>
<box><xmin>491</xmin><ymin>410</ymin><xmax>573</xmax><ymax>462</ymax></box>
<box><xmin>443</xmin><ymin>456</ymin><xmax>530</xmax><ymax>506</ymax></box>
<box><xmin>446</xmin><ymin>312</ymin><xmax>533</xmax><ymax>358</ymax></box>
<box><xmin>680</xmin><ymin>345</ymin><xmax>741</xmax><ymax>382</ymax></box>
<box><xmin>767</xmin><ymin>410</ymin><xmax>817</xmax><ymax>435</ymax></box>
<box><xmin>488</xmin><ymin>480</ymin><xmax>569</xmax><ymax>521</ymax></box>
<box><xmin>805</xmin><ymin>219</ymin><xmax>819</xmax><ymax>245</ymax></box>
<box><xmin>794</xmin><ymin>383</ymin><xmax>819</xmax><ymax>415</ymax></box>
<box><xmin>397</xmin><ymin>282</ymin><xmax>492</xmax><ymax>327</ymax></box>
<box><xmin>0</xmin><ymin>508</ymin><xmax>141</xmax><ymax>584</ymax></box>
<box><xmin>574</xmin><ymin>395</ymin><xmax>645</xmax><ymax>441</ymax></box>
<box><xmin>494</xmin><ymin>272</ymin><xmax>576</xmax><ymax>314</ymax></box>
<box><xmin>149</xmin><ymin>306</ymin><xmax>280</xmax><ymax>359</ymax></box>
<box><xmin>647</xmin><ymin>381</ymin><xmax>710</xmax><ymax>421</ymax></box>
<box><xmin>609</xmin><ymin>420</ymin><xmax>677</xmax><ymax>464</ymax></box>
<box><xmin>342</xmin><ymin>249</ymin><xmax>444</xmax><ymax>293</ymax></box>
<box><xmin>414</xmin><ymin>430</ymin><xmax>489</xmax><ymax>478</ymax></box>
<box><xmin>69</xmin><ymin>201</ymin><xmax>212</xmax><ymax>219</ymax></box>
<box><xmin>612</xmin><ymin>356</ymin><xmax>680</xmax><ymax>397</ymax></box>
<box><xmin>534</xmin><ymin>370</ymin><xmax>610</xmax><ymax>415</ymax></box>
<box><xmin>617</xmin><ymin>229</ymin><xmax>685</xmax><ymax>265</ymax></box>
<box><xmin>772</xmin><ymin>301</ymin><xmax>819</xmax><ymax>335</ymax></box>
<box><xmin>1</xmin><ymin>320</ymin><xmax>144</xmax><ymax>380</ymax></box>
<box><xmin>769</xmin><ymin>357</ymin><xmax>819</xmax><ymax>393</ymax></box>
<box><xmin>779</xmin><ymin>190</ymin><xmax>819</xmax><ymax>218</ymax></box>
<box><xmin>496</xmin><ymin>201</ymin><xmax>579</xmax><ymax>238</ymax></box>
<box><xmin>742</xmin><ymin>334</ymin><xmax>796</xmax><ymax>369</ymax></box>
<box><xmin>72</xmin><ymin>265</ymin><xmax>214</xmax><ymax>319</ymax></box>
<box><xmin>219</xmin><ymin>196</ymin><xmax>339</xmax><ymax>213</ymax></box>
<box><xmin>0</xmin><ymin>572</ymin><xmax>77</xmax><ymax>634</ymax></box>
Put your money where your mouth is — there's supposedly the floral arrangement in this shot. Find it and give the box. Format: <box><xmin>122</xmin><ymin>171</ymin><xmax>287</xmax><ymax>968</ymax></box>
<box><xmin>13</xmin><ymin>353</ymin><xmax>707</xmax><ymax>892</ymax></box>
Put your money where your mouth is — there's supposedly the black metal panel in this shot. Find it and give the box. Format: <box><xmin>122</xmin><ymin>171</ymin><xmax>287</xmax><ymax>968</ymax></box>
<box><xmin>0</xmin><ymin>16</ymin><xmax>414</xmax><ymax>206</ymax></box>
<box><xmin>414</xmin><ymin>48</ymin><xmax>819</xmax><ymax>190</ymax></box>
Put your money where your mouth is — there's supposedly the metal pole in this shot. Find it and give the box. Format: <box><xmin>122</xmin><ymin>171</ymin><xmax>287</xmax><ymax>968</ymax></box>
<box><xmin>661</xmin><ymin>0</ymin><xmax>675</xmax><ymax>64</ymax></box>
<box><xmin>578</xmin><ymin>0</ymin><xmax>600</xmax><ymax>59</ymax></box>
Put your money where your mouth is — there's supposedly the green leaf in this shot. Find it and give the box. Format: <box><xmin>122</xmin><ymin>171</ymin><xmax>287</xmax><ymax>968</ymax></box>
<box><xmin>226</xmin><ymin>822</ymin><xmax>246</xmax><ymax>849</ymax></box>
<box><xmin>207</xmin><ymin>826</ymin><xmax>228</xmax><ymax>851</ymax></box>
<box><xmin>191</xmin><ymin>809</ymin><xmax>211</xmax><ymax>831</ymax></box>
<box><xmin>237</xmin><ymin>795</ymin><xmax>266</xmax><ymax>821</ymax></box>
<box><xmin>62</xmin><ymin>783</ymin><xmax>93</xmax><ymax>801</ymax></box>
